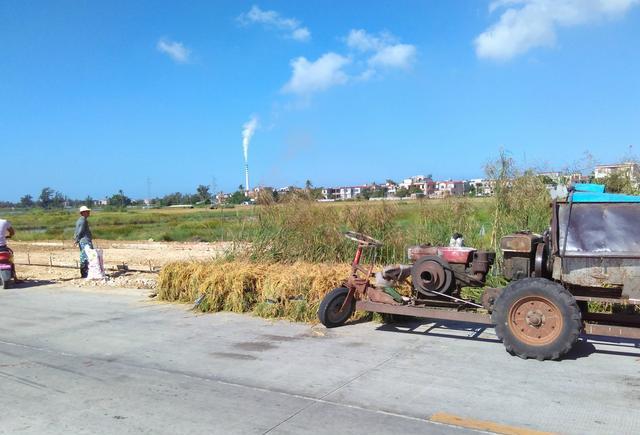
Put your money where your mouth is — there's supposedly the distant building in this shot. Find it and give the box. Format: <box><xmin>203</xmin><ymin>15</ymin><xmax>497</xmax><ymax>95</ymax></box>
<box><xmin>594</xmin><ymin>162</ymin><xmax>640</xmax><ymax>186</ymax></box>
<box><xmin>399</xmin><ymin>175</ymin><xmax>430</xmax><ymax>189</ymax></box>
<box><xmin>321</xmin><ymin>187</ymin><xmax>341</xmax><ymax>200</ymax></box>
<box><xmin>538</xmin><ymin>172</ymin><xmax>562</xmax><ymax>183</ymax></box>
<box><xmin>467</xmin><ymin>178</ymin><xmax>494</xmax><ymax>196</ymax></box>
<box><xmin>433</xmin><ymin>180</ymin><xmax>465</xmax><ymax>198</ymax></box>
<box><xmin>322</xmin><ymin>185</ymin><xmax>369</xmax><ymax>200</ymax></box>
<box><xmin>385</xmin><ymin>181</ymin><xmax>398</xmax><ymax>196</ymax></box>
<box><xmin>215</xmin><ymin>192</ymin><xmax>229</xmax><ymax>203</ymax></box>
<box><xmin>339</xmin><ymin>186</ymin><xmax>363</xmax><ymax>200</ymax></box>
<box><xmin>567</xmin><ymin>173</ymin><xmax>591</xmax><ymax>184</ymax></box>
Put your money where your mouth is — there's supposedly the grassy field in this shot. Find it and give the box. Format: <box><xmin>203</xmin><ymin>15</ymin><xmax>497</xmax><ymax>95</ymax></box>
<box><xmin>6</xmin><ymin>207</ymin><xmax>257</xmax><ymax>242</ymax></box>
<box><xmin>5</xmin><ymin>195</ymin><xmax>549</xmax><ymax>263</ymax></box>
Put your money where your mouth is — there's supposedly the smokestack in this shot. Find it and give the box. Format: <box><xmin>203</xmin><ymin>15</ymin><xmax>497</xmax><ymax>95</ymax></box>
<box><xmin>245</xmin><ymin>163</ymin><xmax>250</xmax><ymax>193</ymax></box>
<box><xmin>241</xmin><ymin>115</ymin><xmax>258</xmax><ymax>195</ymax></box>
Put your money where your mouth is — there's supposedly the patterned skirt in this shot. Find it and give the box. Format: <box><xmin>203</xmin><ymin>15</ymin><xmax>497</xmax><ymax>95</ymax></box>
<box><xmin>79</xmin><ymin>239</ymin><xmax>94</xmax><ymax>265</ymax></box>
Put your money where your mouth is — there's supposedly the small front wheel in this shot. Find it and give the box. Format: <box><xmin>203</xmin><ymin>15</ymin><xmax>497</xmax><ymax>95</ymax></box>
<box><xmin>318</xmin><ymin>287</ymin><xmax>355</xmax><ymax>328</ymax></box>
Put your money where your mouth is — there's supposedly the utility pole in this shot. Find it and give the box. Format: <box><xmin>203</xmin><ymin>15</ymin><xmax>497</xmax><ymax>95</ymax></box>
<box><xmin>211</xmin><ymin>176</ymin><xmax>217</xmax><ymax>205</ymax></box>
<box><xmin>146</xmin><ymin>177</ymin><xmax>151</xmax><ymax>205</ymax></box>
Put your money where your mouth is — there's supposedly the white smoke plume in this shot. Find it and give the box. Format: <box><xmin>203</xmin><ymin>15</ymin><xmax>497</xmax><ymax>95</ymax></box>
<box><xmin>242</xmin><ymin>115</ymin><xmax>259</xmax><ymax>163</ymax></box>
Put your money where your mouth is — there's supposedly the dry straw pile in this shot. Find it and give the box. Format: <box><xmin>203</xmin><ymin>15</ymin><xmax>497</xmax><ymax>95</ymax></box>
<box><xmin>158</xmin><ymin>260</ymin><xmax>352</xmax><ymax>321</ymax></box>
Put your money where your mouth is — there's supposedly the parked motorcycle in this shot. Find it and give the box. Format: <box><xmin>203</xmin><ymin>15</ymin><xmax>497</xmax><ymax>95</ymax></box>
<box><xmin>0</xmin><ymin>241</ymin><xmax>15</xmax><ymax>289</ymax></box>
<box><xmin>0</xmin><ymin>249</ymin><xmax>14</xmax><ymax>289</ymax></box>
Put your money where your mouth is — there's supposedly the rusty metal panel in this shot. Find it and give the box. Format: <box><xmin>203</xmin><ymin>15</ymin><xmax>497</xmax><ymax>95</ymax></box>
<box><xmin>557</xmin><ymin>203</ymin><xmax>640</xmax><ymax>257</ymax></box>
<box><xmin>500</xmin><ymin>233</ymin><xmax>541</xmax><ymax>253</ymax></box>
<box><xmin>559</xmin><ymin>257</ymin><xmax>640</xmax><ymax>287</ymax></box>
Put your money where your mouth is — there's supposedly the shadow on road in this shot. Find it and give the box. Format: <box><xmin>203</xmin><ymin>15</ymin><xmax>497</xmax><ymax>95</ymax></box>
<box><xmin>9</xmin><ymin>279</ymin><xmax>57</xmax><ymax>289</ymax></box>
<box><xmin>375</xmin><ymin>319</ymin><xmax>499</xmax><ymax>343</ymax></box>
<box><xmin>375</xmin><ymin>319</ymin><xmax>640</xmax><ymax>360</ymax></box>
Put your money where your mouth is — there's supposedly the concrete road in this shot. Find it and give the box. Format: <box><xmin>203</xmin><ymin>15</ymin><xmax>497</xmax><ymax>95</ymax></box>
<box><xmin>1</xmin><ymin>285</ymin><xmax>639</xmax><ymax>435</ymax></box>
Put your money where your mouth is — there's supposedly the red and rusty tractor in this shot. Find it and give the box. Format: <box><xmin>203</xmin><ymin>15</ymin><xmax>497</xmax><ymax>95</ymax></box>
<box><xmin>318</xmin><ymin>184</ymin><xmax>640</xmax><ymax>360</ymax></box>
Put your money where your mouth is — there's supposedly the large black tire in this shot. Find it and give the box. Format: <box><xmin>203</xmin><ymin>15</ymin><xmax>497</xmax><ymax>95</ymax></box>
<box><xmin>318</xmin><ymin>287</ymin><xmax>355</xmax><ymax>328</ymax></box>
<box><xmin>492</xmin><ymin>278</ymin><xmax>581</xmax><ymax>361</ymax></box>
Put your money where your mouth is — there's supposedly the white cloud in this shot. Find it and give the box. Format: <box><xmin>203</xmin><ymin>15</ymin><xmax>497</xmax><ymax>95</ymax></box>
<box><xmin>156</xmin><ymin>38</ymin><xmax>191</xmax><ymax>63</ymax></box>
<box><xmin>281</xmin><ymin>29</ymin><xmax>416</xmax><ymax>98</ymax></box>
<box><xmin>346</xmin><ymin>29</ymin><xmax>388</xmax><ymax>52</ymax></box>
<box><xmin>346</xmin><ymin>29</ymin><xmax>416</xmax><ymax>73</ymax></box>
<box><xmin>369</xmin><ymin>44</ymin><xmax>416</xmax><ymax>69</ymax></box>
<box><xmin>291</xmin><ymin>27</ymin><xmax>311</xmax><ymax>42</ymax></box>
<box><xmin>475</xmin><ymin>0</ymin><xmax>640</xmax><ymax>60</ymax></box>
<box><xmin>238</xmin><ymin>5</ymin><xmax>311</xmax><ymax>42</ymax></box>
<box><xmin>282</xmin><ymin>53</ymin><xmax>350</xmax><ymax>95</ymax></box>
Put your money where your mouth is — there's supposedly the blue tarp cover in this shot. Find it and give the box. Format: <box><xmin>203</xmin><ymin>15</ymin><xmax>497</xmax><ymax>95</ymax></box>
<box><xmin>571</xmin><ymin>183</ymin><xmax>640</xmax><ymax>203</ymax></box>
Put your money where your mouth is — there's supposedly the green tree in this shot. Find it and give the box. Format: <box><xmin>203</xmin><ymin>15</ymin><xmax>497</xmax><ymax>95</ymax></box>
<box><xmin>227</xmin><ymin>188</ymin><xmax>249</xmax><ymax>204</ymax></box>
<box><xmin>539</xmin><ymin>175</ymin><xmax>556</xmax><ymax>186</ymax></box>
<box><xmin>108</xmin><ymin>189</ymin><xmax>132</xmax><ymax>208</ymax></box>
<box><xmin>20</xmin><ymin>194</ymin><xmax>34</xmax><ymax>208</ymax></box>
<box><xmin>196</xmin><ymin>184</ymin><xmax>211</xmax><ymax>203</ymax></box>
<box><xmin>396</xmin><ymin>187</ymin><xmax>409</xmax><ymax>198</ymax></box>
<box><xmin>467</xmin><ymin>184</ymin><xmax>477</xmax><ymax>197</ymax></box>
<box><xmin>38</xmin><ymin>187</ymin><xmax>54</xmax><ymax>208</ymax></box>
<box><xmin>600</xmin><ymin>172</ymin><xmax>637</xmax><ymax>194</ymax></box>
<box><xmin>84</xmin><ymin>196</ymin><xmax>94</xmax><ymax>208</ymax></box>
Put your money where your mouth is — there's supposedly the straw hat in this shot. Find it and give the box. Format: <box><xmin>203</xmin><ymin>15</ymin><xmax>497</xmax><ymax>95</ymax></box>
<box><xmin>79</xmin><ymin>206</ymin><xmax>91</xmax><ymax>213</ymax></box>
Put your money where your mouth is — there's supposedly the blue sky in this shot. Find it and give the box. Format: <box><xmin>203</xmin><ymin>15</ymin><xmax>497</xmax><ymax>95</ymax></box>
<box><xmin>1</xmin><ymin>0</ymin><xmax>639</xmax><ymax>201</ymax></box>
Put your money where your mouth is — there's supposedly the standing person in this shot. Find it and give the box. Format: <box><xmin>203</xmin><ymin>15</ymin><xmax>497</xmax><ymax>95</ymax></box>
<box><xmin>0</xmin><ymin>217</ymin><xmax>19</xmax><ymax>281</ymax></box>
<box><xmin>74</xmin><ymin>206</ymin><xmax>93</xmax><ymax>278</ymax></box>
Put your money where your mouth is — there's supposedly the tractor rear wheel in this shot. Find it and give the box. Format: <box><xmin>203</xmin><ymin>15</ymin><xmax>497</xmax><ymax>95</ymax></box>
<box><xmin>318</xmin><ymin>287</ymin><xmax>355</xmax><ymax>328</ymax></box>
<box><xmin>492</xmin><ymin>278</ymin><xmax>581</xmax><ymax>361</ymax></box>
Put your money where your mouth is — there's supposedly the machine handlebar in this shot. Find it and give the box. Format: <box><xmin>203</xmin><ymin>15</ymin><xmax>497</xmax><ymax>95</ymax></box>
<box><xmin>343</xmin><ymin>231</ymin><xmax>383</xmax><ymax>247</ymax></box>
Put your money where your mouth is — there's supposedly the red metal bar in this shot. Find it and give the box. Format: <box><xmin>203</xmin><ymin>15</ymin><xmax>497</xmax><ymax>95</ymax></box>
<box><xmin>355</xmin><ymin>301</ymin><xmax>494</xmax><ymax>325</ymax></box>
<box><xmin>574</xmin><ymin>295</ymin><xmax>640</xmax><ymax>305</ymax></box>
<box><xmin>357</xmin><ymin>301</ymin><xmax>640</xmax><ymax>340</ymax></box>
<box><xmin>353</xmin><ymin>246</ymin><xmax>363</xmax><ymax>266</ymax></box>
<box><xmin>582</xmin><ymin>312</ymin><xmax>640</xmax><ymax>326</ymax></box>
<box><xmin>583</xmin><ymin>322</ymin><xmax>640</xmax><ymax>339</ymax></box>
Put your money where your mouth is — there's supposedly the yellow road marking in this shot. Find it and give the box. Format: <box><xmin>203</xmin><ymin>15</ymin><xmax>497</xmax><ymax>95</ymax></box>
<box><xmin>429</xmin><ymin>412</ymin><xmax>556</xmax><ymax>435</ymax></box>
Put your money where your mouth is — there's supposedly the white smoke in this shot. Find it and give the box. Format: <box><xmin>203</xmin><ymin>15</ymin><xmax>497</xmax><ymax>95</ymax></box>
<box><xmin>242</xmin><ymin>115</ymin><xmax>259</xmax><ymax>163</ymax></box>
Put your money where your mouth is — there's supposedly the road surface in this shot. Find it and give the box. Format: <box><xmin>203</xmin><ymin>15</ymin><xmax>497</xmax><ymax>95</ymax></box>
<box><xmin>1</xmin><ymin>285</ymin><xmax>639</xmax><ymax>434</ymax></box>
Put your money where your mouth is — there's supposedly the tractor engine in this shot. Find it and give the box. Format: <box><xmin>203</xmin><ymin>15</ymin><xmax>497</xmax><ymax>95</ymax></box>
<box><xmin>500</xmin><ymin>231</ymin><xmax>550</xmax><ymax>281</ymax></box>
<box><xmin>407</xmin><ymin>245</ymin><xmax>495</xmax><ymax>297</ymax></box>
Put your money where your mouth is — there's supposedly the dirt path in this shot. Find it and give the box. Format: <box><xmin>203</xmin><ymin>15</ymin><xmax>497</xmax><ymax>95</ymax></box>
<box><xmin>9</xmin><ymin>240</ymin><xmax>238</xmax><ymax>288</ymax></box>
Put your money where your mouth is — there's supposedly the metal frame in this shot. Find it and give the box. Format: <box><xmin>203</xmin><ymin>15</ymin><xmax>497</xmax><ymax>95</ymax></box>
<box><xmin>356</xmin><ymin>301</ymin><xmax>640</xmax><ymax>340</ymax></box>
<box><xmin>339</xmin><ymin>230</ymin><xmax>640</xmax><ymax>343</ymax></box>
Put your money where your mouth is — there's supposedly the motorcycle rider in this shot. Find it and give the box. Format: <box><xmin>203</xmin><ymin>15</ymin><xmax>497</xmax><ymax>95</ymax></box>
<box><xmin>0</xmin><ymin>218</ymin><xmax>19</xmax><ymax>281</ymax></box>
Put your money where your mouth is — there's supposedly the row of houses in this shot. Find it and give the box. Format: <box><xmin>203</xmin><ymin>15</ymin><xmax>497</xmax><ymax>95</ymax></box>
<box><xmin>318</xmin><ymin>162</ymin><xmax>640</xmax><ymax>201</ymax></box>
<box><xmin>238</xmin><ymin>161</ymin><xmax>640</xmax><ymax>203</ymax></box>
<box><xmin>321</xmin><ymin>176</ymin><xmax>495</xmax><ymax>201</ymax></box>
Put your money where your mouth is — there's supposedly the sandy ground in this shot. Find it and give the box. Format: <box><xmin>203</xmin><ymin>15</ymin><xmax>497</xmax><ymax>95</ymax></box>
<box><xmin>9</xmin><ymin>240</ymin><xmax>237</xmax><ymax>289</ymax></box>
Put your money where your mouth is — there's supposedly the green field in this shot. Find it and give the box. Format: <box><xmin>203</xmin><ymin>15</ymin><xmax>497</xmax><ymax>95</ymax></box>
<box><xmin>5</xmin><ymin>192</ymin><xmax>551</xmax><ymax>265</ymax></box>
<box><xmin>6</xmin><ymin>207</ymin><xmax>257</xmax><ymax>242</ymax></box>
